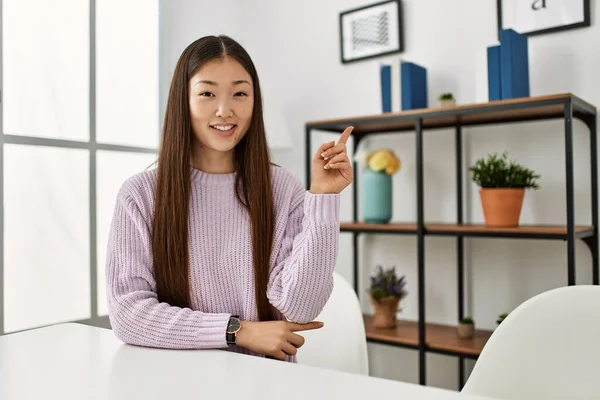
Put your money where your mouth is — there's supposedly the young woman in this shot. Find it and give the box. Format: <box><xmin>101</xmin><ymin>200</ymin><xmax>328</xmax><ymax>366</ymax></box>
<box><xmin>105</xmin><ymin>35</ymin><xmax>353</xmax><ymax>362</ymax></box>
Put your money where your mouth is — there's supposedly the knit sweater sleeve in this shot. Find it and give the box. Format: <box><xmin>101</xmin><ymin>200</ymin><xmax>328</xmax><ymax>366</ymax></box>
<box><xmin>267</xmin><ymin>182</ymin><xmax>341</xmax><ymax>323</ymax></box>
<box><xmin>105</xmin><ymin>183</ymin><xmax>231</xmax><ymax>350</ymax></box>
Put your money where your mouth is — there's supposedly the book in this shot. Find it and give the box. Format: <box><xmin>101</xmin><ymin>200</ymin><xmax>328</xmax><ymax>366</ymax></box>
<box><xmin>499</xmin><ymin>29</ymin><xmax>530</xmax><ymax>99</ymax></box>
<box><xmin>400</xmin><ymin>61</ymin><xmax>428</xmax><ymax>110</ymax></box>
<box><xmin>487</xmin><ymin>45</ymin><xmax>502</xmax><ymax>101</ymax></box>
<box><xmin>380</xmin><ymin>64</ymin><xmax>392</xmax><ymax>113</ymax></box>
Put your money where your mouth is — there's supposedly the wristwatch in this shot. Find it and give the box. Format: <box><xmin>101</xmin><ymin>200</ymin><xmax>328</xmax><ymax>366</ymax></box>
<box><xmin>226</xmin><ymin>316</ymin><xmax>241</xmax><ymax>345</ymax></box>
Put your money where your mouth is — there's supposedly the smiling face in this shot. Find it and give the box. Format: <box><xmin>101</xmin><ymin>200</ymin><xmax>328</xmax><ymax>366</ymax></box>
<box><xmin>188</xmin><ymin>56</ymin><xmax>254</xmax><ymax>171</ymax></box>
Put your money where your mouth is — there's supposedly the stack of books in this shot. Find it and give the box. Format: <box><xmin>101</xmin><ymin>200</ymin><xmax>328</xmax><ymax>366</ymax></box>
<box><xmin>380</xmin><ymin>61</ymin><xmax>428</xmax><ymax>112</ymax></box>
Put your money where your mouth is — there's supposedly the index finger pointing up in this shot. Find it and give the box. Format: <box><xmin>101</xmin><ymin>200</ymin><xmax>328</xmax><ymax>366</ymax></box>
<box><xmin>337</xmin><ymin>126</ymin><xmax>354</xmax><ymax>145</ymax></box>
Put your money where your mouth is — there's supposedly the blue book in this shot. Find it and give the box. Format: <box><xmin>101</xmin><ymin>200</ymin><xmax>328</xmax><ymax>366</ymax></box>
<box><xmin>487</xmin><ymin>45</ymin><xmax>502</xmax><ymax>101</ymax></box>
<box><xmin>380</xmin><ymin>64</ymin><xmax>392</xmax><ymax>113</ymax></box>
<box><xmin>401</xmin><ymin>61</ymin><xmax>428</xmax><ymax>110</ymax></box>
<box><xmin>499</xmin><ymin>29</ymin><xmax>530</xmax><ymax>99</ymax></box>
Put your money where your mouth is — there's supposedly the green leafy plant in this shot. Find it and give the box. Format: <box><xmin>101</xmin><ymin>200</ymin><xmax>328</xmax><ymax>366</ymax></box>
<box><xmin>496</xmin><ymin>312</ymin><xmax>509</xmax><ymax>325</ymax></box>
<box><xmin>470</xmin><ymin>152</ymin><xmax>541</xmax><ymax>189</ymax></box>
<box><xmin>439</xmin><ymin>92</ymin><xmax>454</xmax><ymax>100</ymax></box>
<box><xmin>368</xmin><ymin>265</ymin><xmax>408</xmax><ymax>302</ymax></box>
<box><xmin>459</xmin><ymin>316</ymin><xmax>474</xmax><ymax>324</ymax></box>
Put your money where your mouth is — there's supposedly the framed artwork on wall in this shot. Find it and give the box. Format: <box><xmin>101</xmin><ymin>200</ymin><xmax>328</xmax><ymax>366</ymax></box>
<box><xmin>497</xmin><ymin>0</ymin><xmax>591</xmax><ymax>37</ymax></box>
<box><xmin>339</xmin><ymin>0</ymin><xmax>404</xmax><ymax>64</ymax></box>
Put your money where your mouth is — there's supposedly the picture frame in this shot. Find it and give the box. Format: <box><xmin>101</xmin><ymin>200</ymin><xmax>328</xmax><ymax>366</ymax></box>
<box><xmin>497</xmin><ymin>0</ymin><xmax>590</xmax><ymax>37</ymax></box>
<box><xmin>339</xmin><ymin>0</ymin><xmax>404</xmax><ymax>64</ymax></box>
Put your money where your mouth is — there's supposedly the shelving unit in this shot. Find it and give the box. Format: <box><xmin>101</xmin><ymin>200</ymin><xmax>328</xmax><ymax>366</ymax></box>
<box><xmin>304</xmin><ymin>93</ymin><xmax>598</xmax><ymax>388</ymax></box>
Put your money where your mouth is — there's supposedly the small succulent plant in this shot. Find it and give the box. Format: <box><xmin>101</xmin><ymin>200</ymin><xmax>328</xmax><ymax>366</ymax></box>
<box><xmin>496</xmin><ymin>312</ymin><xmax>509</xmax><ymax>325</ymax></box>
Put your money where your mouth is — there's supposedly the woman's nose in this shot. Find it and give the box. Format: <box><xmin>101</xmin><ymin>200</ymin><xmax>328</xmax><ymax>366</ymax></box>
<box><xmin>216</xmin><ymin>101</ymin><xmax>233</xmax><ymax>118</ymax></box>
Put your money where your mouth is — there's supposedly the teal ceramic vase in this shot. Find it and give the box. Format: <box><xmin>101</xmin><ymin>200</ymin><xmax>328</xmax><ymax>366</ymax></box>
<box><xmin>362</xmin><ymin>169</ymin><xmax>392</xmax><ymax>224</ymax></box>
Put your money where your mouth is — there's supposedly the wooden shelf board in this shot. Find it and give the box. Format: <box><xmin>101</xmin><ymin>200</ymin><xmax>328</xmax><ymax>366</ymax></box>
<box><xmin>425</xmin><ymin>321</ymin><xmax>493</xmax><ymax>357</ymax></box>
<box><xmin>363</xmin><ymin>315</ymin><xmax>492</xmax><ymax>357</ymax></box>
<box><xmin>340</xmin><ymin>222</ymin><xmax>417</xmax><ymax>233</ymax></box>
<box><xmin>340</xmin><ymin>222</ymin><xmax>594</xmax><ymax>238</ymax></box>
<box><xmin>363</xmin><ymin>315</ymin><xmax>419</xmax><ymax>348</ymax></box>
<box><xmin>306</xmin><ymin>93</ymin><xmax>596</xmax><ymax>134</ymax></box>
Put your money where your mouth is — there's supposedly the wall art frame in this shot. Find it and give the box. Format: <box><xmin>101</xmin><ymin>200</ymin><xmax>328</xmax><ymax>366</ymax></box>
<box><xmin>339</xmin><ymin>0</ymin><xmax>404</xmax><ymax>64</ymax></box>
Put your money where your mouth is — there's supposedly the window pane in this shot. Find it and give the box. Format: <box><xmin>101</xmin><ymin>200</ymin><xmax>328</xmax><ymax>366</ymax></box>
<box><xmin>96</xmin><ymin>0</ymin><xmax>159</xmax><ymax>148</ymax></box>
<box><xmin>96</xmin><ymin>150</ymin><xmax>157</xmax><ymax>316</ymax></box>
<box><xmin>4</xmin><ymin>145</ymin><xmax>90</xmax><ymax>332</ymax></box>
<box><xmin>2</xmin><ymin>0</ymin><xmax>89</xmax><ymax>141</ymax></box>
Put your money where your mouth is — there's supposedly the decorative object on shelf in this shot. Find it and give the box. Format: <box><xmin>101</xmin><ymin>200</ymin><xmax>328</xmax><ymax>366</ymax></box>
<box><xmin>401</xmin><ymin>61</ymin><xmax>428</xmax><ymax>110</ymax></box>
<box><xmin>438</xmin><ymin>92</ymin><xmax>456</xmax><ymax>107</ymax></box>
<box><xmin>339</xmin><ymin>0</ymin><xmax>404</xmax><ymax>64</ymax></box>
<box><xmin>487</xmin><ymin>29</ymin><xmax>529</xmax><ymax>101</ymax></box>
<box><xmin>367</xmin><ymin>265</ymin><xmax>407</xmax><ymax>328</ymax></box>
<box><xmin>497</xmin><ymin>0</ymin><xmax>590</xmax><ymax>37</ymax></box>
<box><xmin>380</xmin><ymin>64</ymin><xmax>392</xmax><ymax>112</ymax></box>
<box><xmin>487</xmin><ymin>44</ymin><xmax>501</xmax><ymax>101</ymax></box>
<box><xmin>354</xmin><ymin>148</ymin><xmax>401</xmax><ymax>223</ymax></box>
<box><xmin>379</xmin><ymin>59</ymin><xmax>425</xmax><ymax>112</ymax></box>
<box><xmin>457</xmin><ymin>317</ymin><xmax>475</xmax><ymax>338</ymax></box>
<box><xmin>470</xmin><ymin>151</ymin><xmax>540</xmax><ymax>227</ymax></box>
<box><xmin>496</xmin><ymin>312</ymin><xmax>509</xmax><ymax>325</ymax></box>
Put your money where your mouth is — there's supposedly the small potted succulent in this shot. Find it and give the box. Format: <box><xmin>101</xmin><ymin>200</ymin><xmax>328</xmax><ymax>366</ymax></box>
<box><xmin>367</xmin><ymin>265</ymin><xmax>408</xmax><ymax>328</ymax></box>
<box><xmin>438</xmin><ymin>92</ymin><xmax>456</xmax><ymax>107</ymax></box>
<box><xmin>457</xmin><ymin>316</ymin><xmax>474</xmax><ymax>338</ymax></box>
<box><xmin>353</xmin><ymin>148</ymin><xmax>401</xmax><ymax>224</ymax></box>
<box><xmin>496</xmin><ymin>312</ymin><xmax>509</xmax><ymax>326</ymax></box>
<box><xmin>470</xmin><ymin>152</ymin><xmax>540</xmax><ymax>227</ymax></box>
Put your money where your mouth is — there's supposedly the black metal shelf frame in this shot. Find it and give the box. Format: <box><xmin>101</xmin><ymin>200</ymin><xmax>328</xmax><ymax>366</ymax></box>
<box><xmin>304</xmin><ymin>94</ymin><xmax>599</xmax><ymax>388</ymax></box>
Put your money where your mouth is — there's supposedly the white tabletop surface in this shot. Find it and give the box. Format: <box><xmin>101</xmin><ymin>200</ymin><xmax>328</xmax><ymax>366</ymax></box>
<box><xmin>0</xmin><ymin>323</ymin><xmax>494</xmax><ymax>399</ymax></box>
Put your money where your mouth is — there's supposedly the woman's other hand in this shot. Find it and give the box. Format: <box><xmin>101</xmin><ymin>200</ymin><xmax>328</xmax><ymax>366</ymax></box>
<box><xmin>235</xmin><ymin>320</ymin><xmax>323</xmax><ymax>360</ymax></box>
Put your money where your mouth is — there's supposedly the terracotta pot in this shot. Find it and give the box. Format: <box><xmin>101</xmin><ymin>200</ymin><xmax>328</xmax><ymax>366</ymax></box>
<box><xmin>479</xmin><ymin>188</ymin><xmax>525</xmax><ymax>227</ymax></box>
<box><xmin>457</xmin><ymin>323</ymin><xmax>474</xmax><ymax>338</ymax></box>
<box><xmin>371</xmin><ymin>296</ymin><xmax>400</xmax><ymax>329</ymax></box>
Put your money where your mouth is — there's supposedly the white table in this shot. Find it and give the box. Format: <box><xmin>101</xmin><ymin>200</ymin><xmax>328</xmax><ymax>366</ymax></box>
<box><xmin>0</xmin><ymin>323</ymin><xmax>493</xmax><ymax>399</ymax></box>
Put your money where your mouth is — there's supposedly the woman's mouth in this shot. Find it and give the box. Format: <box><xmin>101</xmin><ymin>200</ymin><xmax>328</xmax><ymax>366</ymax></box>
<box><xmin>210</xmin><ymin>124</ymin><xmax>236</xmax><ymax>137</ymax></box>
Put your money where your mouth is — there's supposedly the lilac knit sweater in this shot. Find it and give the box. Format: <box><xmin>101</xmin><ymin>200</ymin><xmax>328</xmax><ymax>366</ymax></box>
<box><xmin>105</xmin><ymin>165</ymin><xmax>340</xmax><ymax>359</ymax></box>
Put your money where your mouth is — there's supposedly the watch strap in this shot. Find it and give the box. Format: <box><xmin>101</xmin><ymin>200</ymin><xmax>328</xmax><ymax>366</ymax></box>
<box><xmin>226</xmin><ymin>315</ymin><xmax>240</xmax><ymax>345</ymax></box>
<box><xmin>226</xmin><ymin>332</ymin><xmax>235</xmax><ymax>344</ymax></box>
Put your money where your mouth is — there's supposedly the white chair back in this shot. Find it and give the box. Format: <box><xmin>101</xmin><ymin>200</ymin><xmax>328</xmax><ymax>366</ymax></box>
<box><xmin>461</xmin><ymin>285</ymin><xmax>600</xmax><ymax>399</ymax></box>
<box><xmin>297</xmin><ymin>272</ymin><xmax>369</xmax><ymax>375</ymax></box>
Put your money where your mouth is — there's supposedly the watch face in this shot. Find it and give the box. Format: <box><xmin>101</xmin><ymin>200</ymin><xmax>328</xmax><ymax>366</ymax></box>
<box><xmin>227</xmin><ymin>318</ymin><xmax>241</xmax><ymax>333</ymax></box>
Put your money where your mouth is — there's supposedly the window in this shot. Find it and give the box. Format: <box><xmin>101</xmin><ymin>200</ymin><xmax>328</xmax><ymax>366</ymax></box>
<box><xmin>0</xmin><ymin>0</ymin><xmax>159</xmax><ymax>334</ymax></box>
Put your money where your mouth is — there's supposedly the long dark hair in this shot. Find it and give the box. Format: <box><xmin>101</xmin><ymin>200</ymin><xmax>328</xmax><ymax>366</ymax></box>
<box><xmin>152</xmin><ymin>35</ymin><xmax>275</xmax><ymax>321</ymax></box>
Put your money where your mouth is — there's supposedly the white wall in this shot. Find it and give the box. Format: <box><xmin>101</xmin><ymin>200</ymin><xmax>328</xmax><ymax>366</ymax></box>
<box><xmin>160</xmin><ymin>0</ymin><xmax>600</xmax><ymax>391</ymax></box>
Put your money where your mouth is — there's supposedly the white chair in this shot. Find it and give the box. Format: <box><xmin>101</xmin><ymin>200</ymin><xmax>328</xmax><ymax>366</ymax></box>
<box><xmin>461</xmin><ymin>285</ymin><xmax>600</xmax><ymax>399</ymax></box>
<box><xmin>296</xmin><ymin>272</ymin><xmax>369</xmax><ymax>375</ymax></box>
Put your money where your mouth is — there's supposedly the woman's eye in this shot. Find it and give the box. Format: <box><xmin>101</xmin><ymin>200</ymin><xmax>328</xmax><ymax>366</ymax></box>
<box><xmin>199</xmin><ymin>92</ymin><xmax>214</xmax><ymax>97</ymax></box>
<box><xmin>234</xmin><ymin>92</ymin><xmax>248</xmax><ymax>97</ymax></box>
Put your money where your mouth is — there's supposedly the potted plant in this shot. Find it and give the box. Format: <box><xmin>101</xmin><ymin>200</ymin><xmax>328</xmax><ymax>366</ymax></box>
<box><xmin>367</xmin><ymin>265</ymin><xmax>407</xmax><ymax>328</ymax></box>
<box><xmin>354</xmin><ymin>148</ymin><xmax>401</xmax><ymax>224</ymax></box>
<box><xmin>496</xmin><ymin>312</ymin><xmax>509</xmax><ymax>325</ymax></box>
<box><xmin>457</xmin><ymin>316</ymin><xmax>474</xmax><ymax>338</ymax></box>
<box><xmin>470</xmin><ymin>152</ymin><xmax>541</xmax><ymax>227</ymax></box>
<box><xmin>438</xmin><ymin>92</ymin><xmax>456</xmax><ymax>107</ymax></box>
